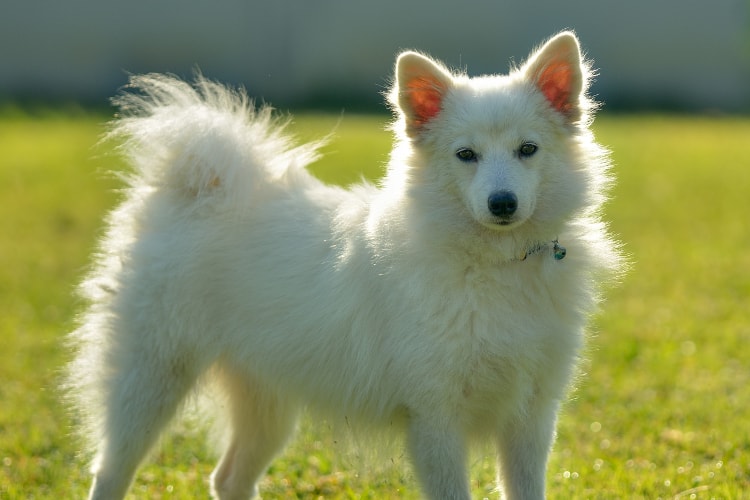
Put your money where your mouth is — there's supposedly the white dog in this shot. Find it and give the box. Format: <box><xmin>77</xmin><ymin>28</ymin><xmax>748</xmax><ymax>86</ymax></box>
<box><xmin>68</xmin><ymin>31</ymin><xmax>620</xmax><ymax>499</ymax></box>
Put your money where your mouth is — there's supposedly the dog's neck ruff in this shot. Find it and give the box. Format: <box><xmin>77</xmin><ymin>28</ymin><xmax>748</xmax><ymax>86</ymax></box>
<box><xmin>517</xmin><ymin>239</ymin><xmax>567</xmax><ymax>262</ymax></box>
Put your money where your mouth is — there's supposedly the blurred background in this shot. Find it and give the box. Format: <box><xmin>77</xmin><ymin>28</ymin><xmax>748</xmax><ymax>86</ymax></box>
<box><xmin>1</xmin><ymin>0</ymin><xmax>748</xmax><ymax>112</ymax></box>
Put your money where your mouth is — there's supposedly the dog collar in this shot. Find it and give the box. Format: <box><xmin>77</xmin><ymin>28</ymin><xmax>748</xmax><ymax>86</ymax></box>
<box><xmin>518</xmin><ymin>239</ymin><xmax>566</xmax><ymax>261</ymax></box>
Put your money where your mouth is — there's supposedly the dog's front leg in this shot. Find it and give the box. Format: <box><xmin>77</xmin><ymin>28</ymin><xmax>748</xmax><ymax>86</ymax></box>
<box><xmin>496</xmin><ymin>399</ymin><xmax>560</xmax><ymax>500</ymax></box>
<box><xmin>406</xmin><ymin>415</ymin><xmax>470</xmax><ymax>500</ymax></box>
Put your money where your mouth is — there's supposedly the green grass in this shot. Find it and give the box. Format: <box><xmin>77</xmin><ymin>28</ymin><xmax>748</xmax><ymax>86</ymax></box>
<box><xmin>1</xmin><ymin>109</ymin><xmax>749</xmax><ymax>499</ymax></box>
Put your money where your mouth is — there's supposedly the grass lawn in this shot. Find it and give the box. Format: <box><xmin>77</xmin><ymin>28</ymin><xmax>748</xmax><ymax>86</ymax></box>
<box><xmin>1</xmin><ymin>108</ymin><xmax>748</xmax><ymax>499</ymax></box>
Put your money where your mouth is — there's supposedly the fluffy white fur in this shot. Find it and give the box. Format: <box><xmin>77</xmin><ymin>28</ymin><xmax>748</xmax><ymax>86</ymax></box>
<box><xmin>68</xmin><ymin>31</ymin><xmax>620</xmax><ymax>500</ymax></box>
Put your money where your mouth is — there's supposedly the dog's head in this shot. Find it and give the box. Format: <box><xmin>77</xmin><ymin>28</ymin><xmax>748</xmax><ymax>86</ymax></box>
<box><xmin>389</xmin><ymin>32</ymin><xmax>602</xmax><ymax>235</ymax></box>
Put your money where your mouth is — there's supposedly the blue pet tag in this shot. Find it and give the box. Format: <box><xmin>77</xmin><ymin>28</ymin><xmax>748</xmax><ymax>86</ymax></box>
<box><xmin>552</xmin><ymin>240</ymin><xmax>566</xmax><ymax>260</ymax></box>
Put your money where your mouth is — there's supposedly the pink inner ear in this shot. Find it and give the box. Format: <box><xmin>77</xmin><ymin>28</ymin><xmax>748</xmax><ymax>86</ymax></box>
<box><xmin>538</xmin><ymin>61</ymin><xmax>574</xmax><ymax>115</ymax></box>
<box><xmin>407</xmin><ymin>76</ymin><xmax>444</xmax><ymax>125</ymax></box>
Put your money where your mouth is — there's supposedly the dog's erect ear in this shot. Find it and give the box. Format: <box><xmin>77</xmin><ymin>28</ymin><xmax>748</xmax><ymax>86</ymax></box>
<box><xmin>394</xmin><ymin>52</ymin><xmax>454</xmax><ymax>137</ymax></box>
<box><xmin>522</xmin><ymin>32</ymin><xmax>585</xmax><ymax>122</ymax></box>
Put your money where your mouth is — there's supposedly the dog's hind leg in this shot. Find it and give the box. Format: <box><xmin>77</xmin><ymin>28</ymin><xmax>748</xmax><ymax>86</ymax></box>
<box><xmin>210</xmin><ymin>365</ymin><xmax>299</xmax><ymax>500</ymax></box>
<box><xmin>87</xmin><ymin>351</ymin><xmax>203</xmax><ymax>500</ymax></box>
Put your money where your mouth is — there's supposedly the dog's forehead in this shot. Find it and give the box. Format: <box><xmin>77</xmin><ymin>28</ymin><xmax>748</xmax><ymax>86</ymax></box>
<box><xmin>467</xmin><ymin>72</ymin><xmax>514</xmax><ymax>88</ymax></box>
<box><xmin>445</xmin><ymin>75</ymin><xmax>542</xmax><ymax>127</ymax></box>
<box><xmin>456</xmin><ymin>72</ymin><xmax>529</xmax><ymax>102</ymax></box>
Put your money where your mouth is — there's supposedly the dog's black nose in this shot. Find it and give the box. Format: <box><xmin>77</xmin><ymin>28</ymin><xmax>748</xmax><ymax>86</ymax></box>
<box><xmin>487</xmin><ymin>191</ymin><xmax>518</xmax><ymax>217</ymax></box>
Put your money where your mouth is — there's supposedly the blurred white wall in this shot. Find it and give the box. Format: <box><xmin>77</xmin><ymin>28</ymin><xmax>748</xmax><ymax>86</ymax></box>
<box><xmin>1</xmin><ymin>0</ymin><xmax>748</xmax><ymax>111</ymax></box>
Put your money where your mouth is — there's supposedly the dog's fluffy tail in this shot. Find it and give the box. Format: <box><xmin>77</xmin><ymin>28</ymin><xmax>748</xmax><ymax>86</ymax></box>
<box><xmin>66</xmin><ymin>76</ymin><xmax>326</xmax><ymax>459</ymax></box>
<box><xmin>109</xmin><ymin>73</ymin><xmax>324</xmax><ymax>203</ymax></box>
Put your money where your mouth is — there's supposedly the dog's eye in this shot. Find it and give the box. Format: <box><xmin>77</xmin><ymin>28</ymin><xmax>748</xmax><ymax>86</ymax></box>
<box><xmin>518</xmin><ymin>142</ymin><xmax>538</xmax><ymax>158</ymax></box>
<box><xmin>455</xmin><ymin>148</ymin><xmax>478</xmax><ymax>163</ymax></box>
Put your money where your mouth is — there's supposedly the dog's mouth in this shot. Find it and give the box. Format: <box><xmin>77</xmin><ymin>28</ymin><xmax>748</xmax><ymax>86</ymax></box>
<box><xmin>492</xmin><ymin>213</ymin><xmax>523</xmax><ymax>227</ymax></box>
<box><xmin>478</xmin><ymin>217</ymin><xmax>521</xmax><ymax>231</ymax></box>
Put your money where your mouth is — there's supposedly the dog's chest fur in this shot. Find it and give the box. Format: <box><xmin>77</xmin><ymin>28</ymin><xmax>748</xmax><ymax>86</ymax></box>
<box><xmin>381</xmin><ymin>250</ymin><xmax>583</xmax><ymax>427</ymax></box>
